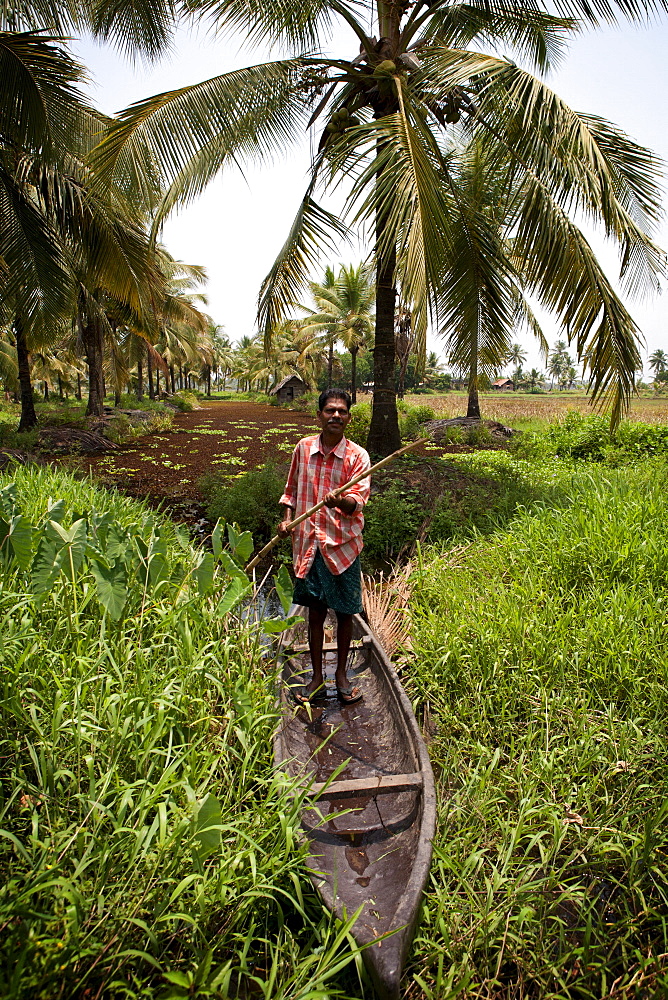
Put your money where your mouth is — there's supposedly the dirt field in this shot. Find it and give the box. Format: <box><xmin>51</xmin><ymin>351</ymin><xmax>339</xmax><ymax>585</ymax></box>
<box><xmin>78</xmin><ymin>401</ymin><xmax>318</xmax><ymax>514</ymax></box>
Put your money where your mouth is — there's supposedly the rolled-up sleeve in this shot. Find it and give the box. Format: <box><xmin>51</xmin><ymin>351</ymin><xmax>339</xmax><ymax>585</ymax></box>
<box><xmin>344</xmin><ymin>448</ymin><xmax>371</xmax><ymax>513</ymax></box>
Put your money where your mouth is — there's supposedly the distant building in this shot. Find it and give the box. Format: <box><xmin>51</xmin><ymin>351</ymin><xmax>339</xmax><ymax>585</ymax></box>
<box><xmin>269</xmin><ymin>374</ymin><xmax>309</xmax><ymax>404</ymax></box>
<box><xmin>492</xmin><ymin>378</ymin><xmax>514</xmax><ymax>391</ymax></box>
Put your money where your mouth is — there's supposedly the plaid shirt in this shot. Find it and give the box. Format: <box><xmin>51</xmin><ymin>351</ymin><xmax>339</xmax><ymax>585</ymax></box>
<box><xmin>280</xmin><ymin>434</ymin><xmax>371</xmax><ymax>578</ymax></box>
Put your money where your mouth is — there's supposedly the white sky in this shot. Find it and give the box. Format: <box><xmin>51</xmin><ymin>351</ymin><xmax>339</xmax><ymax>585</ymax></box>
<box><xmin>74</xmin><ymin>13</ymin><xmax>668</xmax><ymax>377</ymax></box>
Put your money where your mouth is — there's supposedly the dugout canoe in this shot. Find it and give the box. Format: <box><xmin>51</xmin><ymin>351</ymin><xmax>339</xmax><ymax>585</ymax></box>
<box><xmin>274</xmin><ymin>609</ymin><xmax>436</xmax><ymax>1000</ymax></box>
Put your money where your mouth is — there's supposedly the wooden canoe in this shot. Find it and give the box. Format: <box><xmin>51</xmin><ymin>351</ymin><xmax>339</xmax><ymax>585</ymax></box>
<box><xmin>274</xmin><ymin>609</ymin><xmax>436</xmax><ymax>1000</ymax></box>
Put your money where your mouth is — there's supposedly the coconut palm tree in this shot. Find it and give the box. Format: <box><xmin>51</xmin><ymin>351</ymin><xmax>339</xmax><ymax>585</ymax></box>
<box><xmin>300</xmin><ymin>263</ymin><xmax>375</xmax><ymax>403</ymax></box>
<box><xmin>649</xmin><ymin>348</ymin><xmax>667</xmax><ymax>374</ymax></box>
<box><xmin>93</xmin><ymin>0</ymin><xmax>666</xmax><ymax>451</ymax></box>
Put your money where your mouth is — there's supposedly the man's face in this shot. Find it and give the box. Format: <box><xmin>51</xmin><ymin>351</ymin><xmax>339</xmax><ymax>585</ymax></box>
<box><xmin>317</xmin><ymin>397</ymin><xmax>351</xmax><ymax>437</ymax></box>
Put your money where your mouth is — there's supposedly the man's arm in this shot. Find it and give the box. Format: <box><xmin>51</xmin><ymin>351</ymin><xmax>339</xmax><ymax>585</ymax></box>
<box><xmin>277</xmin><ymin>505</ymin><xmax>295</xmax><ymax>537</ymax></box>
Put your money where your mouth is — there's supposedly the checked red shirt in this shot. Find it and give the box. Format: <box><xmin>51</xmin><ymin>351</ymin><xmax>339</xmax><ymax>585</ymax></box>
<box><xmin>279</xmin><ymin>434</ymin><xmax>371</xmax><ymax>578</ymax></box>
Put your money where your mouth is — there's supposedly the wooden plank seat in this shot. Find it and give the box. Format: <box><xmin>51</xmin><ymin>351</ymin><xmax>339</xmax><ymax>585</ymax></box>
<box><xmin>305</xmin><ymin>772</ymin><xmax>423</xmax><ymax>800</ymax></box>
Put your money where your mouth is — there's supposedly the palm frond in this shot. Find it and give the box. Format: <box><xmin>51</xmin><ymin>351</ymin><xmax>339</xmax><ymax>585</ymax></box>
<box><xmin>92</xmin><ymin>60</ymin><xmax>314</xmax><ymax>206</ymax></box>
<box><xmin>187</xmin><ymin>0</ymin><xmax>334</xmax><ymax>50</ymax></box>
<box><xmin>257</xmin><ymin>185</ymin><xmax>350</xmax><ymax>347</ymax></box>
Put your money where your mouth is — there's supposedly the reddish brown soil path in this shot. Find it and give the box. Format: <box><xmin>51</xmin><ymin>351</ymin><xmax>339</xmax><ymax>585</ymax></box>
<box><xmin>79</xmin><ymin>401</ymin><xmax>318</xmax><ymax>515</ymax></box>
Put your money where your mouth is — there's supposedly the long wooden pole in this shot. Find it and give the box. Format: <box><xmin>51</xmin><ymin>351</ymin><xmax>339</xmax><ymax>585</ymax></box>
<box><xmin>245</xmin><ymin>437</ymin><xmax>429</xmax><ymax>572</ymax></box>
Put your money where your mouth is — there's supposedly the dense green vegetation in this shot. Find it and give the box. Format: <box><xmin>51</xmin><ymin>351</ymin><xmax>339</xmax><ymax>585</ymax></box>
<box><xmin>0</xmin><ymin>467</ymin><xmax>361</xmax><ymax>999</ymax></box>
<box><xmin>407</xmin><ymin>459</ymin><xmax>668</xmax><ymax>997</ymax></box>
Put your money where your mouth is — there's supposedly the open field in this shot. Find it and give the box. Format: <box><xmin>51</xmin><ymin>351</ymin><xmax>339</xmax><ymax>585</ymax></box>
<box><xmin>402</xmin><ymin>391</ymin><xmax>668</xmax><ymax>430</ymax></box>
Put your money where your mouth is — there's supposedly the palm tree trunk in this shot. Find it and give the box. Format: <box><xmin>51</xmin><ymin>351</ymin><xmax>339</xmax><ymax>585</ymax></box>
<box><xmin>15</xmin><ymin>317</ymin><xmax>38</xmax><ymax>432</ymax></box>
<box><xmin>82</xmin><ymin>315</ymin><xmax>105</xmax><ymax>417</ymax></box>
<box><xmin>367</xmin><ymin>116</ymin><xmax>401</xmax><ymax>456</ymax></box>
<box><xmin>58</xmin><ymin>375</ymin><xmax>64</xmax><ymax>399</ymax></box>
<box><xmin>114</xmin><ymin>389</ymin><xmax>121</xmax><ymax>407</ymax></box>
<box><xmin>328</xmin><ymin>339</ymin><xmax>334</xmax><ymax>388</ymax></box>
<box><xmin>137</xmin><ymin>357</ymin><xmax>144</xmax><ymax>400</ymax></box>
<box><xmin>147</xmin><ymin>347</ymin><xmax>154</xmax><ymax>400</ymax></box>
<box><xmin>76</xmin><ymin>373</ymin><xmax>82</xmax><ymax>401</ymax></box>
<box><xmin>170</xmin><ymin>365</ymin><xmax>175</xmax><ymax>394</ymax></box>
<box><xmin>466</xmin><ymin>316</ymin><xmax>482</xmax><ymax>419</ymax></box>
<box><xmin>351</xmin><ymin>347</ymin><xmax>358</xmax><ymax>405</ymax></box>
<box><xmin>44</xmin><ymin>382</ymin><xmax>49</xmax><ymax>400</ymax></box>
<box><xmin>156</xmin><ymin>368</ymin><xmax>160</xmax><ymax>395</ymax></box>
<box><xmin>206</xmin><ymin>365</ymin><xmax>211</xmax><ymax>397</ymax></box>
<box><xmin>367</xmin><ymin>246</ymin><xmax>401</xmax><ymax>454</ymax></box>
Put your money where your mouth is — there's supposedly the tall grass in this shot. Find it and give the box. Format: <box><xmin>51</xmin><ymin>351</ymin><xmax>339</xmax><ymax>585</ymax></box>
<box><xmin>407</xmin><ymin>460</ymin><xmax>668</xmax><ymax>997</ymax></box>
<box><xmin>0</xmin><ymin>467</ymin><xmax>363</xmax><ymax>999</ymax></box>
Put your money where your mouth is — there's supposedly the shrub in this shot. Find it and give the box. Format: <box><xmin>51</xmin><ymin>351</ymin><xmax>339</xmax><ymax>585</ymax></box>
<box><xmin>346</xmin><ymin>401</ymin><xmax>372</xmax><ymax>446</ymax></box>
<box><xmin>363</xmin><ymin>482</ymin><xmax>424</xmax><ymax>561</ymax></box>
<box><xmin>516</xmin><ymin>413</ymin><xmax>668</xmax><ymax>463</ymax></box>
<box><xmin>171</xmin><ymin>390</ymin><xmax>199</xmax><ymax>412</ymax></box>
<box><xmin>200</xmin><ymin>462</ymin><xmax>287</xmax><ymax>541</ymax></box>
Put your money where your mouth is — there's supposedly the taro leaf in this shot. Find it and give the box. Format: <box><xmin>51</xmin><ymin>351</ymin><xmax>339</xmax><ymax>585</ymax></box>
<box><xmin>218</xmin><ymin>550</ymin><xmax>248</xmax><ymax>581</ymax></box>
<box><xmin>104</xmin><ymin>524</ymin><xmax>129</xmax><ymax>563</ymax></box>
<box><xmin>147</xmin><ymin>533</ymin><xmax>169</xmax><ymax>590</ymax></box>
<box><xmin>232</xmin><ymin>530</ymin><xmax>253</xmax><ymax>565</ymax></box>
<box><xmin>217</xmin><ymin>576</ymin><xmax>252</xmax><ymax>616</ymax></box>
<box><xmin>0</xmin><ymin>483</ymin><xmax>17</xmax><ymax>517</ymax></box>
<box><xmin>0</xmin><ymin>517</ymin><xmax>9</xmax><ymax>559</ymax></box>
<box><xmin>47</xmin><ymin>519</ymin><xmax>87</xmax><ymax>575</ymax></box>
<box><xmin>261</xmin><ymin>614</ymin><xmax>303</xmax><ymax>635</ymax></box>
<box><xmin>211</xmin><ymin>518</ymin><xmax>225</xmax><ymax>560</ymax></box>
<box><xmin>174</xmin><ymin>526</ymin><xmax>191</xmax><ymax>552</ymax></box>
<box><xmin>195</xmin><ymin>552</ymin><xmax>214</xmax><ymax>595</ymax></box>
<box><xmin>31</xmin><ymin>537</ymin><xmax>65</xmax><ymax>597</ymax></box>
<box><xmin>88</xmin><ymin>511</ymin><xmax>113</xmax><ymax>551</ymax></box>
<box><xmin>90</xmin><ymin>558</ymin><xmax>128</xmax><ymax>620</ymax></box>
<box><xmin>45</xmin><ymin>499</ymin><xmax>65</xmax><ymax>524</ymax></box>
<box><xmin>226</xmin><ymin>522</ymin><xmax>240</xmax><ymax>551</ymax></box>
<box><xmin>8</xmin><ymin>515</ymin><xmax>33</xmax><ymax>571</ymax></box>
<box><xmin>274</xmin><ymin>563</ymin><xmax>294</xmax><ymax>616</ymax></box>
<box><xmin>193</xmin><ymin>793</ymin><xmax>222</xmax><ymax>861</ymax></box>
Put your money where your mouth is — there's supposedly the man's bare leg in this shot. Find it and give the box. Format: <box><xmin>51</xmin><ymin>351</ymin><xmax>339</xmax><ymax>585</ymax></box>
<box><xmin>307</xmin><ymin>605</ymin><xmax>327</xmax><ymax>695</ymax></box>
<box><xmin>335</xmin><ymin>612</ymin><xmax>354</xmax><ymax>690</ymax></box>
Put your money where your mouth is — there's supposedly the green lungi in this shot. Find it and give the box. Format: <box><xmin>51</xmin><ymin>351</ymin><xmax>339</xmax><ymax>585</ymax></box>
<box><xmin>293</xmin><ymin>549</ymin><xmax>363</xmax><ymax>615</ymax></box>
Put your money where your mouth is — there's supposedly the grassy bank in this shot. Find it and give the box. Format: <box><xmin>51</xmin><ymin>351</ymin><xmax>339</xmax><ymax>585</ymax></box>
<box><xmin>0</xmin><ymin>467</ymin><xmax>360</xmax><ymax>999</ymax></box>
<box><xmin>407</xmin><ymin>459</ymin><xmax>668</xmax><ymax>997</ymax></box>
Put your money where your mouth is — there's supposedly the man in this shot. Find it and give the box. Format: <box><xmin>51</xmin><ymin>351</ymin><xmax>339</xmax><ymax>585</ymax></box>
<box><xmin>277</xmin><ymin>388</ymin><xmax>371</xmax><ymax>706</ymax></box>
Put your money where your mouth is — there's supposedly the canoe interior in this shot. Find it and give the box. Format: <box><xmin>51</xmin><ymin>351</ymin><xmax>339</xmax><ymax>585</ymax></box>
<box><xmin>274</xmin><ymin>611</ymin><xmax>435</xmax><ymax>1000</ymax></box>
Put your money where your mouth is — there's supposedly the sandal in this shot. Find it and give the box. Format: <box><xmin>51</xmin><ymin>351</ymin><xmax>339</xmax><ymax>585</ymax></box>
<box><xmin>336</xmin><ymin>685</ymin><xmax>363</xmax><ymax>705</ymax></box>
<box><xmin>291</xmin><ymin>684</ymin><xmax>327</xmax><ymax>707</ymax></box>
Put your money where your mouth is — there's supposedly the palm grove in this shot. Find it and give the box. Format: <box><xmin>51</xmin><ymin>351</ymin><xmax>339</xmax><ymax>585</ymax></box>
<box><xmin>2</xmin><ymin>0</ymin><xmax>666</xmax><ymax>454</ymax></box>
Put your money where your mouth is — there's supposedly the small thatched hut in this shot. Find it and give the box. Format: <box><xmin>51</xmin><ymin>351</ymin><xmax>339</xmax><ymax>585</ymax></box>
<box><xmin>270</xmin><ymin>374</ymin><xmax>309</xmax><ymax>404</ymax></box>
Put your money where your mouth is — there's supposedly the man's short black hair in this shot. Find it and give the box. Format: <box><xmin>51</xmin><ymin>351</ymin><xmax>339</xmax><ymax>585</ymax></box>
<box><xmin>318</xmin><ymin>388</ymin><xmax>352</xmax><ymax>412</ymax></box>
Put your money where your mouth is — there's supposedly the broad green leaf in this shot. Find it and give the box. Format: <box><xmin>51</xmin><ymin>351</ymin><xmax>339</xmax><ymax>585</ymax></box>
<box><xmin>217</xmin><ymin>576</ymin><xmax>252</xmax><ymax>616</ymax></box>
<box><xmin>226</xmin><ymin>522</ymin><xmax>241</xmax><ymax>551</ymax></box>
<box><xmin>193</xmin><ymin>793</ymin><xmax>222</xmax><ymax>861</ymax></box>
<box><xmin>8</xmin><ymin>515</ymin><xmax>33</xmax><ymax>572</ymax></box>
<box><xmin>195</xmin><ymin>552</ymin><xmax>214</xmax><ymax>595</ymax></box>
<box><xmin>103</xmin><ymin>524</ymin><xmax>128</xmax><ymax>563</ymax></box>
<box><xmin>0</xmin><ymin>483</ymin><xmax>17</xmax><ymax>517</ymax></box>
<box><xmin>30</xmin><ymin>537</ymin><xmax>65</xmax><ymax>597</ymax></box>
<box><xmin>45</xmin><ymin>499</ymin><xmax>65</xmax><ymax>524</ymax></box>
<box><xmin>219</xmin><ymin>550</ymin><xmax>248</xmax><ymax>580</ymax></box>
<box><xmin>90</xmin><ymin>559</ymin><xmax>128</xmax><ymax>620</ymax></box>
<box><xmin>0</xmin><ymin>517</ymin><xmax>10</xmax><ymax>558</ymax></box>
<box><xmin>274</xmin><ymin>563</ymin><xmax>294</xmax><ymax>616</ymax></box>
<box><xmin>260</xmin><ymin>616</ymin><xmax>301</xmax><ymax>635</ymax></box>
<box><xmin>163</xmin><ymin>970</ymin><xmax>191</xmax><ymax>988</ymax></box>
<box><xmin>147</xmin><ymin>533</ymin><xmax>169</xmax><ymax>590</ymax></box>
<box><xmin>232</xmin><ymin>530</ymin><xmax>253</xmax><ymax>564</ymax></box>
<box><xmin>47</xmin><ymin>519</ymin><xmax>88</xmax><ymax>575</ymax></box>
<box><xmin>211</xmin><ymin>518</ymin><xmax>225</xmax><ymax>560</ymax></box>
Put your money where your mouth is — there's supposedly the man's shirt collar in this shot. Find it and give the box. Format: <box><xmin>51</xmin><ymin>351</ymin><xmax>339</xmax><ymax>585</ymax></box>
<box><xmin>309</xmin><ymin>434</ymin><xmax>348</xmax><ymax>459</ymax></box>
